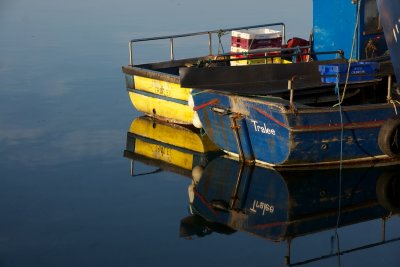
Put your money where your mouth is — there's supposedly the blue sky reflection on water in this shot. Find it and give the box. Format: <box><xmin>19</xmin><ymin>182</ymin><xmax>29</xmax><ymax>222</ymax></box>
<box><xmin>0</xmin><ymin>0</ymin><xmax>400</xmax><ymax>266</ymax></box>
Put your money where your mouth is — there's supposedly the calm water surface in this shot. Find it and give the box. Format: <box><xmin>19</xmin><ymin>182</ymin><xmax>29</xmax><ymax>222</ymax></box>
<box><xmin>1</xmin><ymin>0</ymin><xmax>399</xmax><ymax>266</ymax></box>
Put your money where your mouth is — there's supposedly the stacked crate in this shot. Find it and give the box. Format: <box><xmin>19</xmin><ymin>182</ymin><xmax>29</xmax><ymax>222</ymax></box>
<box><xmin>230</xmin><ymin>28</ymin><xmax>283</xmax><ymax>66</ymax></box>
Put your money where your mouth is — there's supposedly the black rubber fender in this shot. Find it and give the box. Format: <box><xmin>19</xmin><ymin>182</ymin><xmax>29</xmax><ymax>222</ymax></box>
<box><xmin>378</xmin><ymin>115</ymin><xmax>400</xmax><ymax>157</ymax></box>
<box><xmin>376</xmin><ymin>172</ymin><xmax>400</xmax><ymax>213</ymax></box>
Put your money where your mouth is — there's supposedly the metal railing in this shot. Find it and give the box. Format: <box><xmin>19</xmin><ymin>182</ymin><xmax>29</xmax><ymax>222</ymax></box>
<box><xmin>207</xmin><ymin>47</ymin><xmax>345</xmax><ymax>63</ymax></box>
<box><xmin>128</xmin><ymin>22</ymin><xmax>286</xmax><ymax>66</ymax></box>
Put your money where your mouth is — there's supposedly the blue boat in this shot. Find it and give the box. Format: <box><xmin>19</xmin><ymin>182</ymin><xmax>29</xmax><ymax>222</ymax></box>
<box><xmin>188</xmin><ymin>0</ymin><xmax>400</xmax><ymax>166</ymax></box>
<box><xmin>182</xmin><ymin>156</ymin><xmax>400</xmax><ymax>265</ymax></box>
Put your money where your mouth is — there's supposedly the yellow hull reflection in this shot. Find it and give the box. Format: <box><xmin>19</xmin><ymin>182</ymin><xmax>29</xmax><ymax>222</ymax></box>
<box><xmin>134</xmin><ymin>139</ymin><xmax>194</xmax><ymax>170</ymax></box>
<box><xmin>130</xmin><ymin>116</ymin><xmax>219</xmax><ymax>154</ymax></box>
<box><xmin>124</xmin><ymin>116</ymin><xmax>221</xmax><ymax>176</ymax></box>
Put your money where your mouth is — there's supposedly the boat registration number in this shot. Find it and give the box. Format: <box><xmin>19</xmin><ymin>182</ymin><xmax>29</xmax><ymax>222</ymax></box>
<box><xmin>152</xmin><ymin>81</ymin><xmax>172</xmax><ymax>97</ymax></box>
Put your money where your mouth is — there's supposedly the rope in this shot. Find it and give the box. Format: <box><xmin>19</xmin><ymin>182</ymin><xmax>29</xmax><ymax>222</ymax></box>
<box><xmin>334</xmin><ymin>72</ymin><xmax>344</xmax><ymax>266</ymax></box>
<box><xmin>386</xmin><ymin>75</ymin><xmax>400</xmax><ymax>114</ymax></box>
<box><xmin>217</xmin><ymin>29</ymin><xmax>226</xmax><ymax>55</ymax></box>
<box><xmin>388</xmin><ymin>99</ymin><xmax>400</xmax><ymax>115</ymax></box>
<box><xmin>131</xmin><ymin>167</ymin><xmax>162</xmax><ymax>177</ymax></box>
<box><xmin>191</xmin><ymin>89</ymin><xmax>210</xmax><ymax>96</ymax></box>
<box><xmin>337</xmin><ymin>0</ymin><xmax>362</xmax><ymax>105</ymax></box>
<box><xmin>335</xmin><ymin>74</ymin><xmax>344</xmax><ymax>226</ymax></box>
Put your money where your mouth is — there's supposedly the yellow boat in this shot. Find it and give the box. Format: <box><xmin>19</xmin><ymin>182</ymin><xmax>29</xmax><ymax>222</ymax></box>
<box><xmin>123</xmin><ymin>116</ymin><xmax>222</xmax><ymax>178</ymax></box>
<box><xmin>121</xmin><ymin>23</ymin><xmax>287</xmax><ymax>126</ymax></box>
<box><xmin>122</xmin><ymin>58</ymin><xmax>204</xmax><ymax>125</ymax></box>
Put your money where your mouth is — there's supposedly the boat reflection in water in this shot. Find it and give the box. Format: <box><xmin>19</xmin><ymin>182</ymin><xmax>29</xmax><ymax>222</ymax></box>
<box><xmin>181</xmin><ymin>156</ymin><xmax>400</xmax><ymax>266</ymax></box>
<box><xmin>123</xmin><ymin>116</ymin><xmax>222</xmax><ymax>178</ymax></box>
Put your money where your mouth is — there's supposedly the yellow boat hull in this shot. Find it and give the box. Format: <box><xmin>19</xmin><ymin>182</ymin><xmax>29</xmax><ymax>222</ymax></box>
<box><xmin>128</xmin><ymin>91</ymin><xmax>194</xmax><ymax>125</ymax></box>
<box><xmin>123</xmin><ymin>67</ymin><xmax>195</xmax><ymax>125</ymax></box>
<box><xmin>133</xmin><ymin>76</ymin><xmax>190</xmax><ymax>101</ymax></box>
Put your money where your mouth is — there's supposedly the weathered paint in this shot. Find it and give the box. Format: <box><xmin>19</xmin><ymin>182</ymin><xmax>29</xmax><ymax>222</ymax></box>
<box><xmin>313</xmin><ymin>0</ymin><xmax>357</xmax><ymax>60</ymax></box>
<box><xmin>246</xmin><ymin>101</ymin><xmax>291</xmax><ymax>164</ymax></box>
<box><xmin>313</xmin><ymin>0</ymin><xmax>386</xmax><ymax>60</ymax></box>
<box><xmin>129</xmin><ymin>91</ymin><xmax>194</xmax><ymax>125</ymax></box>
<box><xmin>133</xmin><ymin>75</ymin><xmax>191</xmax><ymax>101</ymax></box>
<box><xmin>231</xmin><ymin>114</ymin><xmax>255</xmax><ymax>162</ymax></box>
<box><xmin>192</xmin><ymin>89</ymin><xmax>398</xmax><ymax>165</ymax></box>
<box><xmin>248</xmin><ymin>100</ymin><xmax>397</xmax><ymax>165</ymax></box>
<box><xmin>193</xmin><ymin>92</ymin><xmax>255</xmax><ymax>159</ymax></box>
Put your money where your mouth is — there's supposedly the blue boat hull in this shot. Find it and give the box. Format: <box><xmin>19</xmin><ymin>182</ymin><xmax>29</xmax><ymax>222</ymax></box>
<box><xmin>192</xmin><ymin>90</ymin><xmax>398</xmax><ymax>165</ymax></box>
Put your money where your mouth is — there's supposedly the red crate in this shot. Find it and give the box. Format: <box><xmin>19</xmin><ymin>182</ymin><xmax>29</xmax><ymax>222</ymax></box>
<box><xmin>231</xmin><ymin>28</ymin><xmax>282</xmax><ymax>49</ymax></box>
<box><xmin>231</xmin><ymin>28</ymin><xmax>282</xmax><ymax>39</ymax></box>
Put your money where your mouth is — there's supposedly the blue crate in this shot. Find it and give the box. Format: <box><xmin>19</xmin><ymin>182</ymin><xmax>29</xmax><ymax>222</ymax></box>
<box><xmin>319</xmin><ymin>62</ymin><xmax>379</xmax><ymax>84</ymax></box>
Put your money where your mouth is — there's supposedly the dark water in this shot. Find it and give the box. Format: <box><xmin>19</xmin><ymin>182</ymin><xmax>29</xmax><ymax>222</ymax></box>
<box><xmin>1</xmin><ymin>0</ymin><xmax>399</xmax><ymax>266</ymax></box>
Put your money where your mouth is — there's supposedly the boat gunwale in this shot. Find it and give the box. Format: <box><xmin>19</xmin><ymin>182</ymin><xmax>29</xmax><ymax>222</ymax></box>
<box><xmin>204</xmin><ymin>87</ymin><xmax>398</xmax><ymax>114</ymax></box>
<box><xmin>123</xmin><ymin>65</ymin><xmax>180</xmax><ymax>84</ymax></box>
<box><xmin>122</xmin><ymin>56</ymin><xmax>210</xmax><ymax>84</ymax></box>
<box><xmin>226</xmin><ymin>91</ymin><xmax>399</xmax><ymax>114</ymax></box>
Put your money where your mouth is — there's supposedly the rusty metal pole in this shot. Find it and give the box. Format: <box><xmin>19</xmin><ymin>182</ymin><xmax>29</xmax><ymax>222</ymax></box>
<box><xmin>229</xmin><ymin>162</ymin><xmax>245</xmax><ymax>209</ymax></box>
<box><xmin>230</xmin><ymin>115</ymin><xmax>245</xmax><ymax>162</ymax></box>
<box><xmin>387</xmin><ymin>75</ymin><xmax>392</xmax><ymax>101</ymax></box>
<box><xmin>288</xmin><ymin>77</ymin><xmax>295</xmax><ymax>109</ymax></box>
<box><xmin>288</xmin><ymin>79</ymin><xmax>293</xmax><ymax>105</ymax></box>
